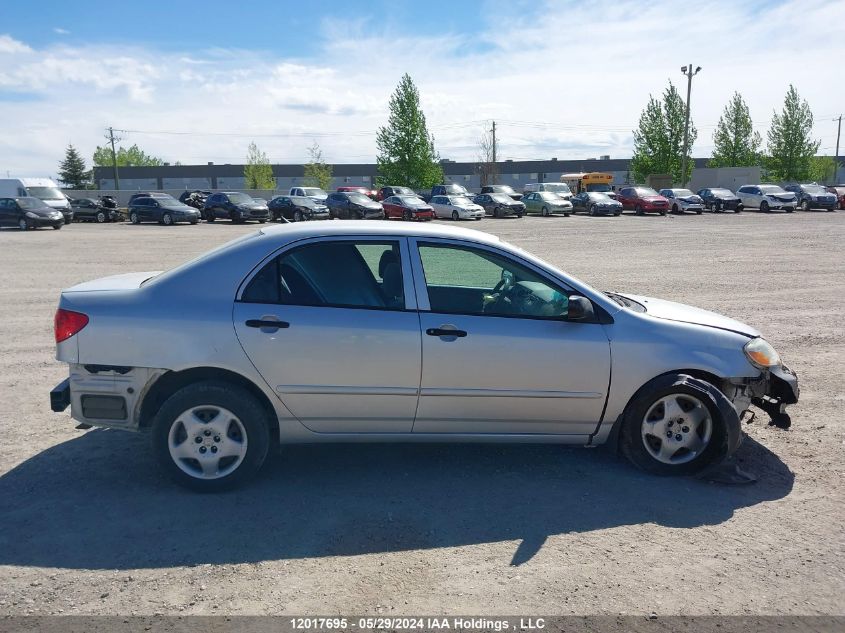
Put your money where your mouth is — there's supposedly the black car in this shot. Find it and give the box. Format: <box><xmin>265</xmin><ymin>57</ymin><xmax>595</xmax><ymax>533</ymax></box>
<box><xmin>128</xmin><ymin>197</ymin><xmax>201</xmax><ymax>225</ymax></box>
<box><xmin>480</xmin><ymin>184</ymin><xmax>523</xmax><ymax>201</ymax></box>
<box><xmin>127</xmin><ymin>192</ymin><xmax>178</xmax><ymax>206</ymax></box>
<box><xmin>70</xmin><ymin>198</ymin><xmax>122</xmax><ymax>223</ymax></box>
<box><xmin>0</xmin><ymin>196</ymin><xmax>64</xmax><ymax>230</ymax></box>
<box><xmin>202</xmin><ymin>192</ymin><xmax>270</xmax><ymax>223</ymax></box>
<box><xmin>268</xmin><ymin>195</ymin><xmax>329</xmax><ymax>222</ymax></box>
<box><xmin>473</xmin><ymin>193</ymin><xmax>525</xmax><ymax>218</ymax></box>
<box><xmin>325</xmin><ymin>192</ymin><xmax>385</xmax><ymax>219</ymax></box>
<box><xmin>783</xmin><ymin>183</ymin><xmax>838</xmax><ymax>212</ymax></box>
<box><xmin>696</xmin><ymin>188</ymin><xmax>743</xmax><ymax>213</ymax></box>
<box><xmin>377</xmin><ymin>185</ymin><xmax>415</xmax><ymax>201</ymax></box>
<box><xmin>570</xmin><ymin>192</ymin><xmax>623</xmax><ymax>216</ymax></box>
<box><xmin>179</xmin><ymin>190</ymin><xmax>212</xmax><ymax>210</ymax></box>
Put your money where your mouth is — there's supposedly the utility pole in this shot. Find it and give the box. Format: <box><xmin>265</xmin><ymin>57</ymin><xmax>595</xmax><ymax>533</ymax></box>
<box><xmin>680</xmin><ymin>64</ymin><xmax>701</xmax><ymax>187</ymax></box>
<box><xmin>108</xmin><ymin>126</ymin><xmax>120</xmax><ymax>191</ymax></box>
<box><xmin>491</xmin><ymin>120</ymin><xmax>497</xmax><ymax>184</ymax></box>
<box><xmin>834</xmin><ymin>115</ymin><xmax>842</xmax><ymax>184</ymax></box>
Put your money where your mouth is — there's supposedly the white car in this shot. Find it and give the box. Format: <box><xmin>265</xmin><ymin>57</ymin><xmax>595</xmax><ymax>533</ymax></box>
<box><xmin>659</xmin><ymin>189</ymin><xmax>705</xmax><ymax>214</ymax></box>
<box><xmin>430</xmin><ymin>195</ymin><xmax>485</xmax><ymax>220</ymax></box>
<box><xmin>736</xmin><ymin>185</ymin><xmax>796</xmax><ymax>213</ymax></box>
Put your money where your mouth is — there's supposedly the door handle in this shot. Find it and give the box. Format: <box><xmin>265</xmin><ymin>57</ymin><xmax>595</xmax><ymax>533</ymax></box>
<box><xmin>426</xmin><ymin>327</ymin><xmax>467</xmax><ymax>338</ymax></box>
<box><xmin>245</xmin><ymin>319</ymin><xmax>290</xmax><ymax>329</ymax></box>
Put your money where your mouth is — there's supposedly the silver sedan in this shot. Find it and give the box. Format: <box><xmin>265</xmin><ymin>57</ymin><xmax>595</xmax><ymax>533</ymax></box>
<box><xmin>50</xmin><ymin>222</ymin><xmax>798</xmax><ymax>490</ymax></box>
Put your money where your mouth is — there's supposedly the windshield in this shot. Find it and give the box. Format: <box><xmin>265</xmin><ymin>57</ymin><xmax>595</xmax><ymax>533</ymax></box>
<box><xmin>302</xmin><ymin>188</ymin><xmax>326</xmax><ymax>197</ymax></box>
<box><xmin>444</xmin><ymin>184</ymin><xmax>468</xmax><ymax>194</ymax></box>
<box><xmin>491</xmin><ymin>185</ymin><xmax>515</xmax><ymax>194</ymax></box>
<box><xmin>634</xmin><ymin>187</ymin><xmax>659</xmax><ymax>196</ymax></box>
<box><xmin>16</xmin><ymin>197</ymin><xmax>50</xmax><ymax>210</ymax></box>
<box><xmin>450</xmin><ymin>196</ymin><xmax>473</xmax><ymax>205</ymax></box>
<box><xmin>227</xmin><ymin>193</ymin><xmax>254</xmax><ymax>204</ymax></box>
<box><xmin>544</xmin><ymin>183</ymin><xmax>571</xmax><ymax>194</ymax></box>
<box><xmin>161</xmin><ymin>200</ymin><xmax>190</xmax><ymax>209</ymax></box>
<box><xmin>490</xmin><ymin>194</ymin><xmax>513</xmax><ymax>203</ymax></box>
<box><xmin>348</xmin><ymin>193</ymin><xmax>372</xmax><ymax>204</ymax></box>
<box><xmin>539</xmin><ymin>192</ymin><xmax>563</xmax><ymax>200</ymax></box>
<box><xmin>712</xmin><ymin>188</ymin><xmax>733</xmax><ymax>196</ymax></box>
<box><xmin>674</xmin><ymin>189</ymin><xmax>695</xmax><ymax>197</ymax></box>
<box><xmin>393</xmin><ymin>187</ymin><xmax>414</xmax><ymax>195</ymax></box>
<box><xmin>589</xmin><ymin>193</ymin><xmax>613</xmax><ymax>201</ymax></box>
<box><xmin>760</xmin><ymin>185</ymin><xmax>786</xmax><ymax>194</ymax></box>
<box><xmin>290</xmin><ymin>196</ymin><xmax>315</xmax><ymax>206</ymax></box>
<box><xmin>26</xmin><ymin>186</ymin><xmax>65</xmax><ymax>200</ymax></box>
<box><xmin>802</xmin><ymin>185</ymin><xmax>826</xmax><ymax>194</ymax></box>
<box><xmin>586</xmin><ymin>183</ymin><xmax>612</xmax><ymax>193</ymax></box>
<box><xmin>398</xmin><ymin>196</ymin><xmax>424</xmax><ymax>205</ymax></box>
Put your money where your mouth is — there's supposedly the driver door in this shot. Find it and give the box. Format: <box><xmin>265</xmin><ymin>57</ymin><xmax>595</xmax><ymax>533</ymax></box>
<box><xmin>409</xmin><ymin>239</ymin><xmax>611</xmax><ymax>436</ymax></box>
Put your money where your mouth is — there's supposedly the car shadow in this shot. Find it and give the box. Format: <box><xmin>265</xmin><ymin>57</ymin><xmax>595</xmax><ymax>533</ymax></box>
<box><xmin>0</xmin><ymin>430</ymin><xmax>792</xmax><ymax>569</ymax></box>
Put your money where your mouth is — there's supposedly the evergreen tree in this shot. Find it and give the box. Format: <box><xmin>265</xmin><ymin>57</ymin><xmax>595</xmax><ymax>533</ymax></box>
<box><xmin>765</xmin><ymin>85</ymin><xmax>820</xmax><ymax>181</ymax></box>
<box><xmin>709</xmin><ymin>92</ymin><xmax>762</xmax><ymax>167</ymax></box>
<box><xmin>376</xmin><ymin>74</ymin><xmax>443</xmax><ymax>189</ymax></box>
<box><xmin>57</xmin><ymin>144</ymin><xmax>90</xmax><ymax>189</ymax></box>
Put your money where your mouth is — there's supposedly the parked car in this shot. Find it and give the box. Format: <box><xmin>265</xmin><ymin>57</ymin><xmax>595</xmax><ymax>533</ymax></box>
<box><xmin>522</xmin><ymin>191</ymin><xmax>573</xmax><ymax>216</ymax></box>
<box><xmin>289</xmin><ymin>187</ymin><xmax>328</xmax><ymax>203</ymax></box>
<box><xmin>70</xmin><ymin>198</ymin><xmax>122</xmax><ymax>223</ymax></box>
<box><xmin>382</xmin><ymin>195</ymin><xmax>434</xmax><ymax>221</ymax></box>
<box><xmin>0</xmin><ymin>196</ymin><xmax>64</xmax><ymax>230</ymax></box>
<box><xmin>659</xmin><ymin>189</ymin><xmax>705</xmax><ymax>214</ymax></box>
<box><xmin>783</xmin><ymin>183</ymin><xmax>838</xmax><ymax>212</ymax></box>
<box><xmin>736</xmin><ymin>185</ymin><xmax>796</xmax><ymax>213</ymax></box>
<box><xmin>337</xmin><ymin>185</ymin><xmax>376</xmax><ymax>199</ymax></box>
<box><xmin>268</xmin><ymin>195</ymin><xmax>328</xmax><ymax>222</ymax></box>
<box><xmin>430</xmin><ymin>195</ymin><xmax>485</xmax><ymax>220</ymax></box>
<box><xmin>826</xmin><ymin>185</ymin><xmax>845</xmax><ymax>210</ymax></box>
<box><xmin>325</xmin><ymin>192</ymin><xmax>385</xmax><ymax>219</ymax></box>
<box><xmin>616</xmin><ymin>187</ymin><xmax>669</xmax><ymax>215</ymax></box>
<box><xmin>523</xmin><ymin>182</ymin><xmax>573</xmax><ymax>201</ymax></box>
<box><xmin>480</xmin><ymin>184</ymin><xmax>523</xmax><ymax>201</ymax></box>
<box><xmin>570</xmin><ymin>192</ymin><xmax>623</xmax><ymax>216</ymax></box>
<box><xmin>202</xmin><ymin>192</ymin><xmax>269</xmax><ymax>223</ymax></box>
<box><xmin>0</xmin><ymin>177</ymin><xmax>72</xmax><ymax>222</ymax></box>
<box><xmin>49</xmin><ymin>221</ymin><xmax>799</xmax><ymax>490</ymax></box>
<box><xmin>429</xmin><ymin>183</ymin><xmax>473</xmax><ymax>202</ymax></box>
<box><xmin>473</xmin><ymin>193</ymin><xmax>525</xmax><ymax>218</ymax></box>
<box><xmin>129</xmin><ymin>197</ymin><xmax>201</xmax><ymax>225</ymax></box>
<box><xmin>179</xmin><ymin>190</ymin><xmax>212</xmax><ymax>211</ymax></box>
<box><xmin>128</xmin><ymin>192</ymin><xmax>178</xmax><ymax>206</ymax></box>
<box><xmin>376</xmin><ymin>185</ymin><xmax>415</xmax><ymax>201</ymax></box>
<box><xmin>696</xmin><ymin>188</ymin><xmax>743</xmax><ymax>213</ymax></box>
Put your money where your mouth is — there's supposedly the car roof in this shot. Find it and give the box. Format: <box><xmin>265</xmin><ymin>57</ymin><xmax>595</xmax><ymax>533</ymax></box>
<box><xmin>258</xmin><ymin>219</ymin><xmax>501</xmax><ymax>244</ymax></box>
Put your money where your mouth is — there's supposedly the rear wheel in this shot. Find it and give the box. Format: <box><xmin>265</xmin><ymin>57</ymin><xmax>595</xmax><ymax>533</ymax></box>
<box><xmin>621</xmin><ymin>378</ymin><xmax>725</xmax><ymax>476</ymax></box>
<box><xmin>152</xmin><ymin>382</ymin><xmax>270</xmax><ymax>492</ymax></box>
<box><xmin>130</xmin><ymin>211</ymin><xmax>140</xmax><ymax>225</ymax></box>
<box><xmin>451</xmin><ymin>210</ymin><xmax>460</xmax><ymax>221</ymax></box>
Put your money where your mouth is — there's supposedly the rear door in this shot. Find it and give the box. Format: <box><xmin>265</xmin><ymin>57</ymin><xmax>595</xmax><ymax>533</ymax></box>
<box><xmin>233</xmin><ymin>236</ymin><xmax>422</xmax><ymax>433</ymax></box>
<box><xmin>409</xmin><ymin>238</ymin><xmax>611</xmax><ymax>436</ymax></box>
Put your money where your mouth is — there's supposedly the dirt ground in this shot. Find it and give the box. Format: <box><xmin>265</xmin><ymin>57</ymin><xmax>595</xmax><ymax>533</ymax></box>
<box><xmin>0</xmin><ymin>210</ymin><xmax>843</xmax><ymax>617</ymax></box>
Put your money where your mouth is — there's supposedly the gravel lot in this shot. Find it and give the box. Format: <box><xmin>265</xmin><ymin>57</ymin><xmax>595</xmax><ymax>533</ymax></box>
<box><xmin>0</xmin><ymin>211</ymin><xmax>843</xmax><ymax>617</ymax></box>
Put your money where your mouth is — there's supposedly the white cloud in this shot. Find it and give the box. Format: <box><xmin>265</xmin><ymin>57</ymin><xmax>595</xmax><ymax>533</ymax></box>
<box><xmin>1</xmin><ymin>0</ymin><xmax>844</xmax><ymax>176</ymax></box>
<box><xmin>53</xmin><ymin>27</ymin><xmax>70</xmax><ymax>35</ymax></box>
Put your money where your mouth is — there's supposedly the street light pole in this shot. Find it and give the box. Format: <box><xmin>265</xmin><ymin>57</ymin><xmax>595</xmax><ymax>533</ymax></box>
<box><xmin>680</xmin><ymin>64</ymin><xmax>701</xmax><ymax>187</ymax></box>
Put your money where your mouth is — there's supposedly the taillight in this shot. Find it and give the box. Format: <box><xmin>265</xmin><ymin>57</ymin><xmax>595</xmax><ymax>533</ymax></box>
<box><xmin>55</xmin><ymin>309</ymin><xmax>89</xmax><ymax>343</ymax></box>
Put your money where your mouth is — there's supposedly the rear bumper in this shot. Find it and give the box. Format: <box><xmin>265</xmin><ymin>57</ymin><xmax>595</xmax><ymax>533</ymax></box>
<box><xmin>50</xmin><ymin>378</ymin><xmax>71</xmax><ymax>412</ymax></box>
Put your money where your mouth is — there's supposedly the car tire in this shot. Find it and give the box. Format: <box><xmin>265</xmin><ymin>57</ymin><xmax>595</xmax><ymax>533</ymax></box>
<box><xmin>760</xmin><ymin>201</ymin><xmax>770</xmax><ymax>213</ymax></box>
<box><xmin>151</xmin><ymin>381</ymin><xmax>271</xmax><ymax>492</ymax></box>
<box><xmin>293</xmin><ymin>210</ymin><xmax>304</xmax><ymax>222</ymax></box>
<box><xmin>18</xmin><ymin>218</ymin><xmax>29</xmax><ymax>231</ymax></box>
<box><xmin>659</xmin><ymin>210</ymin><xmax>666</xmax><ymax>216</ymax></box>
<box><xmin>96</xmin><ymin>211</ymin><xmax>106</xmax><ymax>223</ymax></box>
<box><xmin>52</xmin><ymin>224</ymin><xmax>62</xmax><ymax>230</ymax></box>
<box><xmin>672</xmin><ymin>204</ymin><xmax>679</xmax><ymax>214</ymax></box>
<box><xmin>493</xmin><ymin>207</ymin><xmax>500</xmax><ymax>218</ymax></box>
<box><xmin>258</xmin><ymin>219</ymin><xmax>266</xmax><ymax>224</ymax></box>
<box><xmin>635</xmin><ymin>204</ymin><xmax>644</xmax><ymax>216</ymax></box>
<box><xmin>190</xmin><ymin>220</ymin><xmax>198</xmax><ymax>225</ymax></box>
<box><xmin>620</xmin><ymin>374</ymin><xmax>728</xmax><ymax>476</ymax></box>
<box><xmin>589</xmin><ymin>204</ymin><xmax>597</xmax><ymax>216</ymax></box>
<box><xmin>713</xmin><ymin>201</ymin><xmax>721</xmax><ymax>213</ymax></box>
<box><xmin>541</xmin><ymin>206</ymin><xmax>549</xmax><ymax>217</ymax></box>
<box><xmin>695</xmin><ymin>209</ymin><xmax>702</xmax><ymax>215</ymax></box>
<box><xmin>130</xmin><ymin>212</ymin><xmax>140</xmax><ymax>225</ymax></box>
<box><xmin>161</xmin><ymin>213</ymin><xmax>173</xmax><ymax>226</ymax></box>
<box><xmin>735</xmin><ymin>205</ymin><xmax>743</xmax><ymax>214</ymax></box>
<box><xmin>802</xmin><ymin>200</ymin><xmax>811</xmax><ymax>212</ymax></box>
<box><xmin>403</xmin><ymin>209</ymin><xmax>412</xmax><ymax>221</ymax></box>
<box><xmin>452</xmin><ymin>210</ymin><xmax>460</xmax><ymax>221</ymax></box>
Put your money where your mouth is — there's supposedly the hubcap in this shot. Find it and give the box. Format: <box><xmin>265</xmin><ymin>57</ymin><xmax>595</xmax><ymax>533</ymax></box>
<box><xmin>641</xmin><ymin>394</ymin><xmax>712</xmax><ymax>465</ymax></box>
<box><xmin>19</xmin><ymin>219</ymin><xmax>27</xmax><ymax>230</ymax></box>
<box><xmin>167</xmin><ymin>405</ymin><xmax>248</xmax><ymax>479</ymax></box>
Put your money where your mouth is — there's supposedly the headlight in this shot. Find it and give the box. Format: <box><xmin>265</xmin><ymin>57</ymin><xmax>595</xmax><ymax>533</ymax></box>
<box><xmin>743</xmin><ymin>337</ymin><xmax>781</xmax><ymax>369</ymax></box>
<box><xmin>25</xmin><ymin>211</ymin><xmax>39</xmax><ymax>218</ymax></box>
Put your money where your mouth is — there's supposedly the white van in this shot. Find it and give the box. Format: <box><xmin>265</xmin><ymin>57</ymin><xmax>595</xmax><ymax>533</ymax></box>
<box><xmin>522</xmin><ymin>182</ymin><xmax>573</xmax><ymax>200</ymax></box>
<box><xmin>0</xmin><ymin>178</ymin><xmax>73</xmax><ymax>222</ymax></box>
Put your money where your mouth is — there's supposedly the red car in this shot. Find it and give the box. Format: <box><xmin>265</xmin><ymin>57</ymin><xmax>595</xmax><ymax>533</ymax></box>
<box><xmin>826</xmin><ymin>185</ymin><xmax>845</xmax><ymax>210</ymax></box>
<box><xmin>617</xmin><ymin>186</ymin><xmax>670</xmax><ymax>215</ymax></box>
<box><xmin>382</xmin><ymin>195</ymin><xmax>434</xmax><ymax>221</ymax></box>
<box><xmin>337</xmin><ymin>186</ymin><xmax>377</xmax><ymax>200</ymax></box>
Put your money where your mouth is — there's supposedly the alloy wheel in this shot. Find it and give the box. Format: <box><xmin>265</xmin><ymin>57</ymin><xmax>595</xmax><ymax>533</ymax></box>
<box><xmin>641</xmin><ymin>393</ymin><xmax>713</xmax><ymax>465</ymax></box>
<box><xmin>167</xmin><ymin>405</ymin><xmax>248</xmax><ymax>480</ymax></box>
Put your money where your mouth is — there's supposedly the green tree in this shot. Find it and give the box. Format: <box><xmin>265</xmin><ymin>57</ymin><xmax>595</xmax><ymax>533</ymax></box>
<box><xmin>765</xmin><ymin>85</ymin><xmax>820</xmax><ymax>181</ymax></box>
<box><xmin>243</xmin><ymin>141</ymin><xmax>276</xmax><ymax>189</ymax></box>
<box><xmin>92</xmin><ymin>143</ymin><xmax>165</xmax><ymax>167</ymax></box>
<box><xmin>630</xmin><ymin>81</ymin><xmax>696</xmax><ymax>184</ymax></box>
<box><xmin>57</xmin><ymin>144</ymin><xmax>91</xmax><ymax>189</ymax></box>
<box><xmin>807</xmin><ymin>156</ymin><xmax>839</xmax><ymax>183</ymax></box>
<box><xmin>709</xmin><ymin>92</ymin><xmax>762</xmax><ymax>167</ymax></box>
<box><xmin>376</xmin><ymin>74</ymin><xmax>443</xmax><ymax>189</ymax></box>
<box><xmin>302</xmin><ymin>142</ymin><xmax>333</xmax><ymax>190</ymax></box>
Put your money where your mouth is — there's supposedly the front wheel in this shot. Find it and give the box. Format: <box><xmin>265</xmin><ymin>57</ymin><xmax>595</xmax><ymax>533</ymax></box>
<box><xmin>161</xmin><ymin>212</ymin><xmax>173</xmax><ymax>226</ymax></box>
<box><xmin>293</xmin><ymin>210</ymin><xmax>304</xmax><ymax>222</ymax></box>
<box><xmin>589</xmin><ymin>204</ymin><xmax>597</xmax><ymax>216</ymax></box>
<box><xmin>18</xmin><ymin>218</ymin><xmax>29</xmax><ymax>231</ymax></box>
<box><xmin>672</xmin><ymin>204</ymin><xmax>679</xmax><ymax>214</ymax></box>
<box><xmin>52</xmin><ymin>224</ymin><xmax>62</xmax><ymax>230</ymax></box>
<box><xmin>635</xmin><ymin>204</ymin><xmax>643</xmax><ymax>216</ymax></box>
<box><xmin>621</xmin><ymin>378</ymin><xmax>726</xmax><ymax>476</ymax></box>
<box><xmin>96</xmin><ymin>211</ymin><xmax>106</xmax><ymax>223</ymax></box>
<box><xmin>735</xmin><ymin>205</ymin><xmax>743</xmax><ymax>213</ymax></box>
<box><xmin>152</xmin><ymin>382</ymin><xmax>270</xmax><ymax>491</ymax></box>
<box><xmin>403</xmin><ymin>209</ymin><xmax>412</xmax><ymax>221</ymax></box>
<box><xmin>541</xmin><ymin>206</ymin><xmax>549</xmax><ymax>217</ymax></box>
<box><xmin>760</xmin><ymin>201</ymin><xmax>770</xmax><ymax>213</ymax></box>
<box><xmin>205</xmin><ymin>211</ymin><xmax>216</xmax><ymax>222</ymax></box>
<box><xmin>802</xmin><ymin>200</ymin><xmax>811</xmax><ymax>212</ymax></box>
<box><xmin>493</xmin><ymin>207</ymin><xmax>500</xmax><ymax>218</ymax></box>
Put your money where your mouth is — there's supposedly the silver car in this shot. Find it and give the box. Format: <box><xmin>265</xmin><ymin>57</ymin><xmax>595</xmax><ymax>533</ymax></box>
<box><xmin>659</xmin><ymin>188</ymin><xmax>705</xmax><ymax>214</ymax></box>
<box><xmin>430</xmin><ymin>195</ymin><xmax>485</xmax><ymax>220</ymax></box>
<box><xmin>49</xmin><ymin>222</ymin><xmax>799</xmax><ymax>490</ymax></box>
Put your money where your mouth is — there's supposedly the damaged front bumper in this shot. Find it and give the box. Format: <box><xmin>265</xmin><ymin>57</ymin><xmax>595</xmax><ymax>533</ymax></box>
<box><xmin>727</xmin><ymin>363</ymin><xmax>799</xmax><ymax>428</ymax></box>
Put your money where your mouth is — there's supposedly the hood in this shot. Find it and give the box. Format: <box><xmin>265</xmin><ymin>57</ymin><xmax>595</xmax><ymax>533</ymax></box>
<box><xmin>680</xmin><ymin>196</ymin><xmax>702</xmax><ymax>203</ymax></box>
<box><xmin>239</xmin><ymin>202</ymin><xmax>267</xmax><ymax>210</ymax></box>
<box><xmin>64</xmin><ymin>271</ymin><xmax>160</xmax><ymax>293</ymax></box>
<box><xmin>643</xmin><ymin>196</ymin><xmax>667</xmax><ymax>203</ymax></box>
<box><xmin>43</xmin><ymin>199</ymin><xmax>70</xmax><ymax>209</ymax></box>
<box><xmin>618</xmin><ymin>293</ymin><xmax>760</xmax><ymax>337</ymax></box>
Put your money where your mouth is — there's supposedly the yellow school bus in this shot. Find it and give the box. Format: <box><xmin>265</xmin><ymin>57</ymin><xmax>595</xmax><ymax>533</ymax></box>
<box><xmin>560</xmin><ymin>172</ymin><xmax>614</xmax><ymax>195</ymax></box>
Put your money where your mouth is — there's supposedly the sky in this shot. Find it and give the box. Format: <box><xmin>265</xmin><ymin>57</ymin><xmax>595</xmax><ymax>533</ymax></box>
<box><xmin>0</xmin><ymin>0</ymin><xmax>843</xmax><ymax>177</ymax></box>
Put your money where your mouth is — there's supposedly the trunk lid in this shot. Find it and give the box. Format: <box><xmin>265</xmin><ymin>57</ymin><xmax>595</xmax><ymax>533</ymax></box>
<box><xmin>63</xmin><ymin>271</ymin><xmax>160</xmax><ymax>293</ymax></box>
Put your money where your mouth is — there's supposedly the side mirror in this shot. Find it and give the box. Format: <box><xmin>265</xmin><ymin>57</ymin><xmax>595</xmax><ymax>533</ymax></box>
<box><xmin>566</xmin><ymin>295</ymin><xmax>595</xmax><ymax>322</ymax></box>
